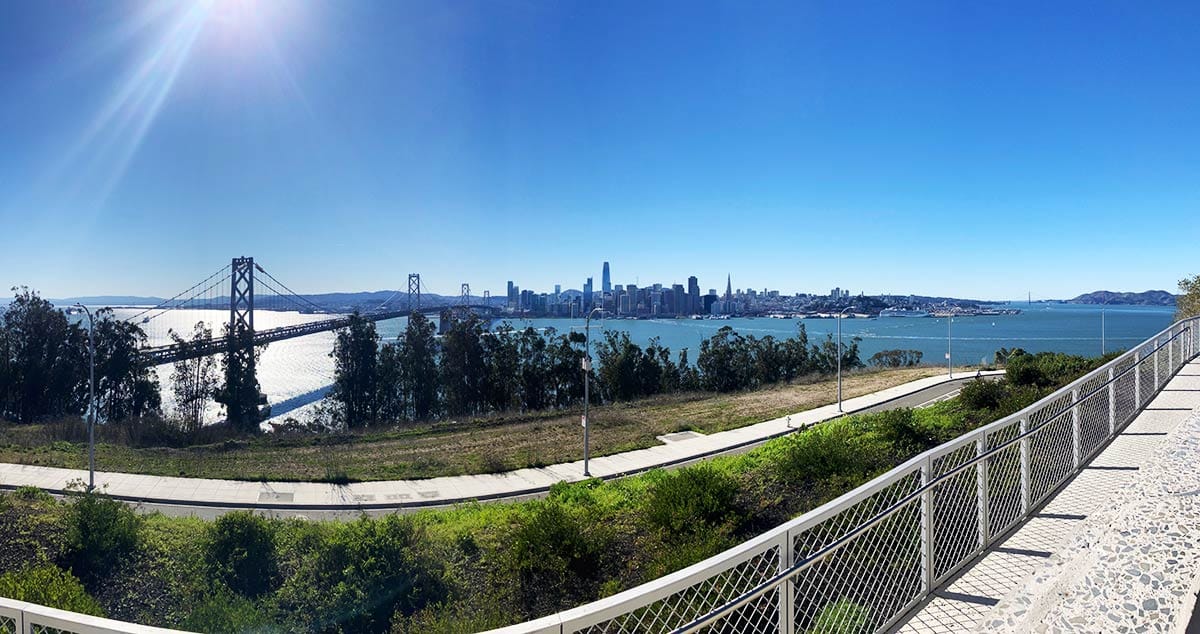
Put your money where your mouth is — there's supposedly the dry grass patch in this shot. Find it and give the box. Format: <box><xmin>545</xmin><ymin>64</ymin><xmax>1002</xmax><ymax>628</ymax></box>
<box><xmin>0</xmin><ymin>367</ymin><xmax>950</xmax><ymax>482</ymax></box>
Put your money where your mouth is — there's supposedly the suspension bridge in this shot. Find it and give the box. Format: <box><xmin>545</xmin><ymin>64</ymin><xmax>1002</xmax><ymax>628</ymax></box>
<box><xmin>128</xmin><ymin>257</ymin><xmax>498</xmax><ymax>366</ymax></box>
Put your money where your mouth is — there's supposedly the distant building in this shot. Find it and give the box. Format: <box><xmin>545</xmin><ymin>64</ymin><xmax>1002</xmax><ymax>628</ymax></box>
<box><xmin>688</xmin><ymin>276</ymin><xmax>700</xmax><ymax>315</ymax></box>
<box><xmin>602</xmin><ymin>262</ymin><xmax>611</xmax><ymax>294</ymax></box>
<box><xmin>584</xmin><ymin>277</ymin><xmax>594</xmax><ymax>309</ymax></box>
<box><xmin>507</xmin><ymin>281</ymin><xmax>516</xmax><ymax>308</ymax></box>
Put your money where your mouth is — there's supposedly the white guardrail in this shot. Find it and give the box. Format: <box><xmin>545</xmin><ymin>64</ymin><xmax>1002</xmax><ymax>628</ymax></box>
<box><xmin>0</xmin><ymin>597</ymin><xmax>189</xmax><ymax>634</ymax></box>
<box><xmin>1</xmin><ymin>317</ymin><xmax>1195</xmax><ymax>634</ymax></box>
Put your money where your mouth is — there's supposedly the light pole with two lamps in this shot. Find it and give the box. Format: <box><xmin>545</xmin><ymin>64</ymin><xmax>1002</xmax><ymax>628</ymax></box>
<box><xmin>581</xmin><ymin>307</ymin><xmax>604</xmax><ymax>477</ymax></box>
<box><xmin>74</xmin><ymin>304</ymin><xmax>97</xmax><ymax>491</ymax></box>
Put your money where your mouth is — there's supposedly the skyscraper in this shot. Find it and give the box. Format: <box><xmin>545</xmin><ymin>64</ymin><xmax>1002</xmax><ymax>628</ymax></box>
<box><xmin>725</xmin><ymin>274</ymin><xmax>733</xmax><ymax>302</ymax></box>
<box><xmin>602</xmin><ymin>261</ymin><xmax>611</xmax><ymax>294</ymax></box>
<box><xmin>584</xmin><ymin>277</ymin><xmax>594</xmax><ymax>309</ymax></box>
<box><xmin>688</xmin><ymin>276</ymin><xmax>700</xmax><ymax>315</ymax></box>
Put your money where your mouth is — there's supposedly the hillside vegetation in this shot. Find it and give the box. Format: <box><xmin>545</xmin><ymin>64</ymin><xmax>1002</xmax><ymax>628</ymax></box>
<box><xmin>0</xmin><ymin>350</ymin><xmax>1110</xmax><ymax>633</ymax></box>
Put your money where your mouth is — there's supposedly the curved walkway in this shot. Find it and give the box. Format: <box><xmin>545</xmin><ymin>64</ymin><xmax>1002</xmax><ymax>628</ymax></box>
<box><xmin>0</xmin><ymin>372</ymin><xmax>996</xmax><ymax>517</ymax></box>
<box><xmin>895</xmin><ymin>361</ymin><xmax>1200</xmax><ymax>633</ymax></box>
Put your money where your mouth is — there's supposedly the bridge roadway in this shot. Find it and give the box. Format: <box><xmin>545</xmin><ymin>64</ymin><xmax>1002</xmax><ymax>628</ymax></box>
<box><xmin>0</xmin><ymin>371</ymin><xmax>998</xmax><ymax>521</ymax></box>
<box><xmin>139</xmin><ymin>305</ymin><xmax>496</xmax><ymax>365</ymax></box>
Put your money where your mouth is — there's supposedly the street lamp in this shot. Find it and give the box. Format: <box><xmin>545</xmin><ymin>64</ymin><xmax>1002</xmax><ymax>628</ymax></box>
<box><xmin>582</xmin><ymin>307</ymin><xmax>604</xmax><ymax>477</ymax></box>
<box><xmin>1101</xmin><ymin>308</ymin><xmax>1106</xmax><ymax>355</ymax></box>
<box><xmin>836</xmin><ymin>306</ymin><xmax>853</xmax><ymax>412</ymax></box>
<box><xmin>75</xmin><ymin>304</ymin><xmax>96</xmax><ymax>492</ymax></box>
<box><xmin>947</xmin><ymin>314</ymin><xmax>953</xmax><ymax>378</ymax></box>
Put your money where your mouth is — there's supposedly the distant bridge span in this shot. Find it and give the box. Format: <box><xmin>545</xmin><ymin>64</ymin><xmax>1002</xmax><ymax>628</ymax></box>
<box><xmin>140</xmin><ymin>305</ymin><xmax>497</xmax><ymax>366</ymax></box>
<box><xmin>131</xmin><ymin>257</ymin><xmax>499</xmax><ymax>366</ymax></box>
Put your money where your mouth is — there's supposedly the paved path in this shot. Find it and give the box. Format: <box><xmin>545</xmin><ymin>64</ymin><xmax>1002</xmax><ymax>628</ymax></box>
<box><xmin>0</xmin><ymin>372</ymin><xmax>995</xmax><ymax>518</ymax></box>
<box><xmin>895</xmin><ymin>360</ymin><xmax>1200</xmax><ymax>633</ymax></box>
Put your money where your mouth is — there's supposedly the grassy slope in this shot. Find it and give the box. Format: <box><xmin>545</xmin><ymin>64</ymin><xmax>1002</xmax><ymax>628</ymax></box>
<box><xmin>0</xmin><ymin>367</ymin><xmax>945</xmax><ymax>482</ymax></box>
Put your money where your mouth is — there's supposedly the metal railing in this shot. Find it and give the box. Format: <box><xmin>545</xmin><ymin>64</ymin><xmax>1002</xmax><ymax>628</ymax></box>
<box><xmin>490</xmin><ymin>316</ymin><xmax>1199</xmax><ymax>634</ymax></box>
<box><xmin>0</xmin><ymin>597</ymin><xmax>187</xmax><ymax>634</ymax></box>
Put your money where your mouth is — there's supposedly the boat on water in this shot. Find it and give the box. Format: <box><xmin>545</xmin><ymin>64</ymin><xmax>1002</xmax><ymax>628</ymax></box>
<box><xmin>879</xmin><ymin>307</ymin><xmax>930</xmax><ymax>318</ymax></box>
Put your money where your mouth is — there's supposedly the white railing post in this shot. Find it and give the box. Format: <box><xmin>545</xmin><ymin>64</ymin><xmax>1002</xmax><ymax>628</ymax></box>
<box><xmin>1135</xmin><ymin>351</ymin><xmax>1142</xmax><ymax>410</ymax></box>
<box><xmin>1107</xmin><ymin>367</ymin><xmax>1116</xmax><ymax>436</ymax></box>
<box><xmin>1155</xmin><ymin>339</ymin><xmax>1161</xmax><ymax>388</ymax></box>
<box><xmin>976</xmin><ymin>436</ymin><xmax>989</xmax><ymax>550</ymax></box>
<box><xmin>1019</xmin><ymin>418</ymin><xmax>1030</xmax><ymax>514</ymax></box>
<box><xmin>920</xmin><ymin>455</ymin><xmax>934</xmax><ymax>594</ymax></box>
<box><xmin>777</xmin><ymin>532</ymin><xmax>793</xmax><ymax>633</ymax></box>
<box><xmin>1071</xmin><ymin>388</ymin><xmax>1081</xmax><ymax>469</ymax></box>
<box><xmin>1170</xmin><ymin>329</ymin><xmax>1175</xmax><ymax>372</ymax></box>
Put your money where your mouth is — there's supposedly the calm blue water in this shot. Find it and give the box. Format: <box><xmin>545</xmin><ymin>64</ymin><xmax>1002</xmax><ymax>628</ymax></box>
<box><xmin>456</xmin><ymin>303</ymin><xmax>1175</xmax><ymax>367</ymax></box>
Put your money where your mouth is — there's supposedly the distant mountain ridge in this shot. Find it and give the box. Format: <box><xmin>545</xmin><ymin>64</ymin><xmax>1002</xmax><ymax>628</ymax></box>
<box><xmin>1067</xmin><ymin>290</ymin><xmax>1176</xmax><ymax>306</ymax></box>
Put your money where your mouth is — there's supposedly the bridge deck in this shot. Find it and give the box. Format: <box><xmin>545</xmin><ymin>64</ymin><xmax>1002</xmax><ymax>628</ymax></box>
<box><xmin>138</xmin><ymin>305</ymin><xmax>496</xmax><ymax>365</ymax></box>
<box><xmin>894</xmin><ymin>360</ymin><xmax>1200</xmax><ymax>633</ymax></box>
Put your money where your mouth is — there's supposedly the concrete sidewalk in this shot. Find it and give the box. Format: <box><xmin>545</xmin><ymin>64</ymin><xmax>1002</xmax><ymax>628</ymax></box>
<box><xmin>0</xmin><ymin>372</ymin><xmax>997</xmax><ymax>513</ymax></box>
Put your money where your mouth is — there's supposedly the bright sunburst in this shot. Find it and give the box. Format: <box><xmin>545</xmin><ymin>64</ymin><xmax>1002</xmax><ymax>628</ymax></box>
<box><xmin>46</xmin><ymin>0</ymin><xmax>313</xmax><ymax>213</ymax></box>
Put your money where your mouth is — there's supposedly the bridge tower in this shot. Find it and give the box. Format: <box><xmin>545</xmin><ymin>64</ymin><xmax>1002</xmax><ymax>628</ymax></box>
<box><xmin>483</xmin><ymin>290</ymin><xmax>490</xmax><ymax>304</ymax></box>
<box><xmin>407</xmin><ymin>273</ymin><xmax>420</xmax><ymax>312</ymax></box>
<box><xmin>230</xmin><ymin>257</ymin><xmax>255</xmax><ymax>338</ymax></box>
<box><xmin>460</xmin><ymin>283</ymin><xmax>470</xmax><ymax>306</ymax></box>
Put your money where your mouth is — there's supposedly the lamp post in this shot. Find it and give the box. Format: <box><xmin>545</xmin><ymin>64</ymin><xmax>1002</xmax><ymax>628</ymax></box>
<box><xmin>75</xmin><ymin>304</ymin><xmax>96</xmax><ymax>492</ymax></box>
<box><xmin>947</xmin><ymin>314</ymin><xmax>953</xmax><ymax>378</ymax></box>
<box><xmin>1101</xmin><ymin>308</ymin><xmax>1106</xmax><ymax>355</ymax></box>
<box><xmin>836</xmin><ymin>305</ymin><xmax>853</xmax><ymax>412</ymax></box>
<box><xmin>582</xmin><ymin>307</ymin><xmax>604</xmax><ymax>477</ymax></box>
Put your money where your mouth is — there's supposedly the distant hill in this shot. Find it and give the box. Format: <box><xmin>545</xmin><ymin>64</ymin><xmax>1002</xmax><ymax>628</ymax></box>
<box><xmin>1067</xmin><ymin>290</ymin><xmax>1176</xmax><ymax>306</ymax></box>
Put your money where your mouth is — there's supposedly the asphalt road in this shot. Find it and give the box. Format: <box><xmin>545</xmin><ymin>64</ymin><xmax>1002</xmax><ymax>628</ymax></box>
<box><xmin>116</xmin><ymin>374</ymin><xmax>1001</xmax><ymax>521</ymax></box>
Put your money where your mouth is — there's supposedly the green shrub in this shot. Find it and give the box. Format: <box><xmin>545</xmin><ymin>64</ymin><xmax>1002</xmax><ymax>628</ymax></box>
<box><xmin>0</xmin><ymin>565</ymin><xmax>103</xmax><ymax>616</ymax></box>
<box><xmin>206</xmin><ymin>511</ymin><xmax>277</xmax><ymax>598</ymax></box>
<box><xmin>65</xmin><ymin>490</ymin><xmax>140</xmax><ymax>586</ymax></box>
<box><xmin>507</xmin><ymin>500</ymin><xmax>608</xmax><ymax>613</ymax></box>
<box><xmin>1007</xmin><ymin>352</ymin><xmax>1094</xmax><ymax>388</ymax></box>
<box><xmin>181</xmin><ymin>592</ymin><xmax>272</xmax><ymax>634</ymax></box>
<box><xmin>275</xmin><ymin>515</ymin><xmax>446</xmax><ymax>634</ymax></box>
<box><xmin>11</xmin><ymin>485</ymin><xmax>54</xmax><ymax>502</ymax></box>
<box><xmin>960</xmin><ymin>378</ymin><xmax>1007</xmax><ymax>411</ymax></box>
<box><xmin>775</xmin><ymin>420</ymin><xmax>888</xmax><ymax>484</ymax></box>
<box><xmin>866</xmin><ymin>408</ymin><xmax>932</xmax><ymax>458</ymax></box>
<box><xmin>644</xmin><ymin>464</ymin><xmax>740</xmax><ymax>535</ymax></box>
<box><xmin>810</xmin><ymin>598</ymin><xmax>870</xmax><ymax>634</ymax></box>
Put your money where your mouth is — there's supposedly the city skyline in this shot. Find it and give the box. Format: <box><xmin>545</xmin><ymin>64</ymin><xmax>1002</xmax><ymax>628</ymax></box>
<box><xmin>2</xmin><ymin>2</ymin><xmax>1198</xmax><ymax>299</ymax></box>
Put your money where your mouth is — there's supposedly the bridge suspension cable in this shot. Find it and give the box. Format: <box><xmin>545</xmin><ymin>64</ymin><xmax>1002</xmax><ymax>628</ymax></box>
<box><xmin>254</xmin><ymin>265</ymin><xmax>329</xmax><ymax>314</ymax></box>
<box><xmin>125</xmin><ymin>263</ymin><xmax>232</xmax><ymax>323</ymax></box>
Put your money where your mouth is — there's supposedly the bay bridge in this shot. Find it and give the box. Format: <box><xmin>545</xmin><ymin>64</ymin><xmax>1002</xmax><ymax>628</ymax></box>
<box><xmin>130</xmin><ymin>257</ymin><xmax>500</xmax><ymax>366</ymax></box>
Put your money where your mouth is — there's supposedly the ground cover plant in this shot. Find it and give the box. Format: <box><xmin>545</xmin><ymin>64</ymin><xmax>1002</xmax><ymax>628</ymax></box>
<box><xmin>0</xmin><ymin>350</ymin><xmax>1109</xmax><ymax>633</ymax></box>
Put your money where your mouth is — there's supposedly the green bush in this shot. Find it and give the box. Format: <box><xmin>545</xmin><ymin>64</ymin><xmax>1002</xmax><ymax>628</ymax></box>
<box><xmin>181</xmin><ymin>592</ymin><xmax>272</xmax><ymax>634</ymax></box>
<box><xmin>0</xmin><ymin>565</ymin><xmax>103</xmax><ymax>616</ymax></box>
<box><xmin>960</xmin><ymin>378</ymin><xmax>1007</xmax><ymax>411</ymax></box>
<box><xmin>775</xmin><ymin>420</ymin><xmax>888</xmax><ymax>484</ymax></box>
<box><xmin>275</xmin><ymin>515</ymin><xmax>446</xmax><ymax>634</ymax></box>
<box><xmin>206</xmin><ymin>511</ymin><xmax>277</xmax><ymax>598</ymax></box>
<box><xmin>65</xmin><ymin>490</ymin><xmax>140</xmax><ymax>586</ymax></box>
<box><xmin>810</xmin><ymin>598</ymin><xmax>870</xmax><ymax>634</ymax></box>
<box><xmin>644</xmin><ymin>464</ymin><xmax>741</xmax><ymax>534</ymax></box>
<box><xmin>507</xmin><ymin>500</ymin><xmax>608</xmax><ymax>613</ymax></box>
<box><xmin>865</xmin><ymin>408</ymin><xmax>932</xmax><ymax>458</ymax></box>
<box><xmin>1007</xmin><ymin>352</ymin><xmax>1093</xmax><ymax>388</ymax></box>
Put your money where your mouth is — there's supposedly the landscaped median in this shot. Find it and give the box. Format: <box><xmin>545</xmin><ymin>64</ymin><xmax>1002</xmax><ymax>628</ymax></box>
<box><xmin>0</xmin><ymin>352</ymin><xmax>1113</xmax><ymax>633</ymax></box>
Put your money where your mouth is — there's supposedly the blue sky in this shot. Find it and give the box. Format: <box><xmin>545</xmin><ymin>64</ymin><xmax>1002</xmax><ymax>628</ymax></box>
<box><xmin>1</xmin><ymin>1</ymin><xmax>1197</xmax><ymax>301</ymax></box>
